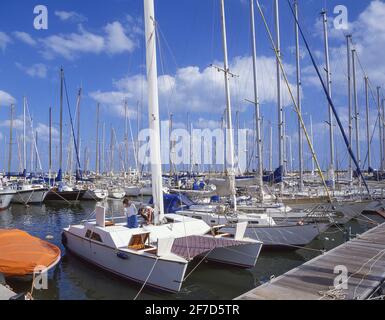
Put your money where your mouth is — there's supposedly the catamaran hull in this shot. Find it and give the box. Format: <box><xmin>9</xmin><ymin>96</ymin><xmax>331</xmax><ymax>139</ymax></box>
<box><xmin>207</xmin><ymin>242</ymin><xmax>262</xmax><ymax>268</ymax></box>
<box><xmin>222</xmin><ymin>223</ymin><xmax>329</xmax><ymax>248</ymax></box>
<box><xmin>63</xmin><ymin>231</ymin><xmax>188</xmax><ymax>293</ymax></box>
<box><xmin>0</xmin><ymin>193</ymin><xmax>14</xmax><ymax>210</ymax></box>
<box><xmin>12</xmin><ymin>189</ymin><xmax>48</xmax><ymax>204</ymax></box>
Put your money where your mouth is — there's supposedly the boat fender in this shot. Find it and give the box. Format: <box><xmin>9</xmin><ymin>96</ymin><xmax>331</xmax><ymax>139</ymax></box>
<box><xmin>116</xmin><ymin>252</ymin><xmax>129</xmax><ymax>260</ymax></box>
<box><xmin>297</xmin><ymin>220</ymin><xmax>304</xmax><ymax>226</ymax></box>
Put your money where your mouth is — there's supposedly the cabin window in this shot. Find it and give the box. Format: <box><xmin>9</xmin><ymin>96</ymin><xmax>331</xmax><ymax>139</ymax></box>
<box><xmin>91</xmin><ymin>232</ymin><xmax>103</xmax><ymax>242</ymax></box>
<box><xmin>85</xmin><ymin>230</ymin><xmax>92</xmax><ymax>238</ymax></box>
<box><xmin>193</xmin><ymin>216</ymin><xmax>202</xmax><ymax>220</ymax></box>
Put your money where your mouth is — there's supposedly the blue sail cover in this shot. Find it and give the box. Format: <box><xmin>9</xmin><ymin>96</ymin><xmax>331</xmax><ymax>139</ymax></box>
<box><xmin>149</xmin><ymin>194</ymin><xmax>195</xmax><ymax>213</ymax></box>
<box><xmin>263</xmin><ymin>166</ymin><xmax>283</xmax><ymax>184</ymax></box>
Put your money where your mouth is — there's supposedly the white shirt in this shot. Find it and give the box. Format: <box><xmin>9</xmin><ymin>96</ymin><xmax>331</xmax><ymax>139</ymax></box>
<box><xmin>125</xmin><ymin>204</ymin><xmax>137</xmax><ymax>218</ymax></box>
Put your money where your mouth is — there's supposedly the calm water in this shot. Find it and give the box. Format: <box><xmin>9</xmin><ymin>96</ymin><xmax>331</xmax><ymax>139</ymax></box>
<box><xmin>0</xmin><ymin>201</ymin><xmax>383</xmax><ymax>300</ymax></box>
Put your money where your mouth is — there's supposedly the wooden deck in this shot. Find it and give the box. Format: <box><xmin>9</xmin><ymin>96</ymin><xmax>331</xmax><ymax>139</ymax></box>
<box><xmin>236</xmin><ymin>223</ymin><xmax>385</xmax><ymax>300</ymax></box>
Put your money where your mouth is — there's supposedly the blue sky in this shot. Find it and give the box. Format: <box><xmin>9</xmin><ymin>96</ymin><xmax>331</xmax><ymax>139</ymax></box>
<box><xmin>0</xmin><ymin>0</ymin><xmax>384</xmax><ymax>173</ymax></box>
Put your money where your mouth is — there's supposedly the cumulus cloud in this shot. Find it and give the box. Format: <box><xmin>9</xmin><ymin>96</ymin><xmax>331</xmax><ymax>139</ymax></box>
<box><xmin>0</xmin><ymin>90</ymin><xmax>16</xmax><ymax>106</ymax></box>
<box><xmin>90</xmin><ymin>55</ymin><xmax>297</xmax><ymax>117</ymax></box>
<box><xmin>15</xmin><ymin>63</ymin><xmax>47</xmax><ymax>78</ymax></box>
<box><xmin>55</xmin><ymin>10</ymin><xmax>87</xmax><ymax>23</ymax></box>
<box><xmin>104</xmin><ymin>21</ymin><xmax>136</xmax><ymax>54</ymax></box>
<box><xmin>304</xmin><ymin>1</ymin><xmax>385</xmax><ymax>91</ymax></box>
<box><xmin>13</xmin><ymin>31</ymin><xmax>37</xmax><ymax>46</ymax></box>
<box><xmin>0</xmin><ymin>31</ymin><xmax>11</xmax><ymax>51</ymax></box>
<box><xmin>39</xmin><ymin>22</ymin><xmax>137</xmax><ymax>60</ymax></box>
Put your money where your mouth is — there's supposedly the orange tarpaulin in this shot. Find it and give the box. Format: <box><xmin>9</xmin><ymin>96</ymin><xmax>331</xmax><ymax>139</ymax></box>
<box><xmin>0</xmin><ymin>229</ymin><xmax>61</xmax><ymax>277</ymax></box>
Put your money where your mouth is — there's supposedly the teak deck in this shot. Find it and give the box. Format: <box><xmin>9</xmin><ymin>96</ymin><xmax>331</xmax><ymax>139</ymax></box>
<box><xmin>236</xmin><ymin>222</ymin><xmax>385</xmax><ymax>300</ymax></box>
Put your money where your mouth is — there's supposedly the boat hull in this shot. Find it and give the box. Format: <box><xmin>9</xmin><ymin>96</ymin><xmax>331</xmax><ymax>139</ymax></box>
<box><xmin>44</xmin><ymin>190</ymin><xmax>86</xmax><ymax>202</ymax></box>
<box><xmin>222</xmin><ymin>223</ymin><xmax>330</xmax><ymax>248</ymax></box>
<box><xmin>0</xmin><ymin>192</ymin><xmax>14</xmax><ymax>210</ymax></box>
<box><xmin>63</xmin><ymin>231</ymin><xmax>188</xmax><ymax>293</ymax></box>
<box><xmin>12</xmin><ymin>188</ymin><xmax>48</xmax><ymax>204</ymax></box>
<box><xmin>207</xmin><ymin>241</ymin><xmax>262</xmax><ymax>268</ymax></box>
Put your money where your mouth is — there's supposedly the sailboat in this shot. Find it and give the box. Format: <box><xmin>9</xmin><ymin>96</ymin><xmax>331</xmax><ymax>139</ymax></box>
<box><xmin>175</xmin><ymin>0</ymin><xmax>330</xmax><ymax>248</ymax></box>
<box><xmin>62</xmin><ymin>0</ymin><xmax>262</xmax><ymax>293</ymax></box>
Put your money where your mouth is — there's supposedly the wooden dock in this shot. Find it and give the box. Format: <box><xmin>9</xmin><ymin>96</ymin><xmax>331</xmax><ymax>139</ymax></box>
<box><xmin>236</xmin><ymin>222</ymin><xmax>385</xmax><ymax>300</ymax></box>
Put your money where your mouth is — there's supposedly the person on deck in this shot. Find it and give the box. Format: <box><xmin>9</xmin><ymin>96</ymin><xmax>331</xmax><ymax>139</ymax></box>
<box><xmin>123</xmin><ymin>198</ymin><xmax>138</xmax><ymax>228</ymax></box>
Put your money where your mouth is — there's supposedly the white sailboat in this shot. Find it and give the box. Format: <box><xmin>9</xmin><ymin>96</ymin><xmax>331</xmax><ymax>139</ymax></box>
<box><xmin>62</xmin><ymin>0</ymin><xmax>262</xmax><ymax>293</ymax></box>
<box><xmin>175</xmin><ymin>0</ymin><xmax>330</xmax><ymax>248</ymax></box>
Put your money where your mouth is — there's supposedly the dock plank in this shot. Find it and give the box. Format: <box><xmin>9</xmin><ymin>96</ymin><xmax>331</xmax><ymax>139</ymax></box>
<box><xmin>236</xmin><ymin>222</ymin><xmax>385</xmax><ymax>300</ymax></box>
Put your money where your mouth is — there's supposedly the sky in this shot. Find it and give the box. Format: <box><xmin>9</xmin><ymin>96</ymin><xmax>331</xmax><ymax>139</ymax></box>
<box><xmin>0</xmin><ymin>0</ymin><xmax>384</xmax><ymax>173</ymax></box>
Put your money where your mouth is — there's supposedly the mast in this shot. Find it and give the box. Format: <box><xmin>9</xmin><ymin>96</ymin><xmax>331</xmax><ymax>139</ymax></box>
<box><xmin>310</xmin><ymin>115</ymin><xmax>315</xmax><ymax>174</ymax></box>
<box><xmin>294</xmin><ymin>0</ymin><xmax>304</xmax><ymax>191</ymax></box>
<box><xmin>249</xmin><ymin>0</ymin><xmax>263</xmax><ymax>199</ymax></box>
<box><xmin>102</xmin><ymin>122</ymin><xmax>105</xmax><ymax>174</ymax></box>
<box><xmin>8</xmin><ymin>104</ymin><xmax>14</xmax><ymax>175</ymax></box>
<box><xmin>352</xmin><ymin>49</ymin><xmax>361</xmax><ymax>170</ymax></box>
<box><xmin>377</xmin><ymin>87</ymin><xmax>383</xmax><ymax>171</ymax></box>
<box><xmin>59</xmin><ymin>67</ymin><xmax>64</xmax><ymax>171</ymax></box>
<box><xmin>144</xmin><ymin>0</ymin><xmax>165</xmax><ymax>223</ymax></box>
<box><xmin>382</xmin><ymin>98</ymin><xmax>385</xmax><ymax>171</ymax></box>
<box><xmin>23</xmin><ymin>97</ymin><xmax>27</xmax><ymax>173</ymax></box>
<box><xmin>95</xmin><ymin>103</ymin><xmax>100</xmax><ymax>175</ymax></box>
<box><xmin>346</xmin><ymin>35</ymin><xmax>353</xmax><ymax>184</ymax></box>
<box><xmin>124</xmin><ymin>100</ymin><xmax>129</xmax><ymax>173</ymax></box>
<box><xmin>219</xmin><ymin>0</ymin><xmax>237</xmax><ymax>211</ymax></box>
<box><xmin>321</xmin><ymin>10</ymin><xmax>335</xmax><ymax>189</ymax></box>
<box><xmin>365</xmin><ymin>76</ymin><xmax>371</xmax><ymax>170</ymax></box>
<box><xmin>76</xmin><ymin>87</ymin><xmax>82</xmax><ymax>171</ymax></box>
<box><xmin>49</xmin><ymin>107</ymin><xmax>52</xmax><ymax>176</ymax></box>
<box><xmin>274</xmin><ymin>0</ymin><xmax>284</xmax><ymax>193</ymax></box>
<box><xmin>269</xmin><ymin>122</ymin><xmax>273</xmax><ymax>172</ymax></box>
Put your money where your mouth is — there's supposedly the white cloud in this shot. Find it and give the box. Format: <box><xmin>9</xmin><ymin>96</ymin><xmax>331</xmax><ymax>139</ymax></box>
<box><xmin>0</xmin><ymin>90</ymin><xmax>16</xmax><ymax>106</ymax></box>
<box><xmin>15</xmin><ymin>63</ymin><xmax>47</xmax><ymax>78</ymax></box>
<box><xmin>105</xmin><ymin>21</ymin><xmax>136</xmax><ymax>54</ymax></box>
<box><xmin>39</xmin><ymin>22</ymin><xmax>137</xmax><ymax>60</ymax></box>
<box><xmin>13</xmin><ymin>31</ymin><xmax>37</xmax><ymax>46</ymax></box>
<box><xmin>0</xmin><ymin>32</ymin><xmax>11</xmax><ymax>51</ymax></box>
<box><xmin>90</xmin><ymin>55</ymin><xmax>297</xmax><ymax>117</ymax></box>
<box><xmin>304</xmin><ymin>1</ymin><xmax>385</xmax><ymax>91</ymax></box>
<box><xmin>40</xmin><ymin>25</ymin><xmax>105</xmax><ymax>60</ymax></box>
<box><xmin>55</xmin><ymin>10</ymin><xmax>87</xmax><ymax>22</ymax></box>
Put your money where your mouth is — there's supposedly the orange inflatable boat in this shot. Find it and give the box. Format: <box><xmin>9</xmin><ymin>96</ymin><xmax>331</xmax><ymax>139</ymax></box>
<box><xmin>0</xmin><ymin>229</ymin><xmax>61</xmax><ymax>277</ymax></box>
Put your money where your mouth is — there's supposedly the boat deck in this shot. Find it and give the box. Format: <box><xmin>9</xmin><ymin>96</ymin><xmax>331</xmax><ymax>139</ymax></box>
<box><xmin>235</xmin><ymin>222</ymin><xmax>385</xmax><ymax>300</ymax></box>
<box><xmin>0</xmin><ymin>284</ymin><xmax>16</xmax><ymax>300</ymax></box>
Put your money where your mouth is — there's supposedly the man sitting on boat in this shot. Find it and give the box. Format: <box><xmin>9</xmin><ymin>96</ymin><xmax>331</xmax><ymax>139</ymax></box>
<box><xmin>123</xmin><ymin>198</ymin><xmax>138</xmax><ymax>228</ymax></box>
<box><xmin>139</xmin><ymin>206</ymin><xmax>154</xmax><ymax>225</ymax></box>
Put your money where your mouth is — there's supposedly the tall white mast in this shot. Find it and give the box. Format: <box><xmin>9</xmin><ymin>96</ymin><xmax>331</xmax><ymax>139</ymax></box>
<box><xmin>352</xmin><ymin>49</ymin><xmax>361</xmax><ymax>169</ymax></box>
<box><xmin>274</xmin><ymin>0</ymin><xmax>284</xmax><ymax>193</ymax></box>
<box><xmin>346</xmin><ymin>35</ymin><xmax>353</xmax><ymax>184</ymax></box>
<box><xmin>377</xmin><ymin>87</ymin><xmax>383</xmax><ymax>171</ymax></box>
<box><xmin>23</xmin><ymin>96</ymin><xmax>27</xmax><ymax>174</ymax></box>
<box><xmin>321</xmin><ymin>10</ymin><xmax>335</xmax><ymax>189</ymax></box>
<box><xmin>144</xmin><ymin>0</ymin><xmax>165</xmax><ymax>223</ymax></box>
<box><xmin>219</xmin><ymin>0</ymin><xmax>237</xmax><ymax>211</ymax></box>
<box><xmin>364</xmin><ymin>76</ymin><xmax>371</xmax><ymax>170</ymax></box>
<box><xmin>249</xmin><ymin>0</ymin><xmax>263</xmax><ymax>199</ymax></box>
<box><xmin>294</xmin><ymin>0</ymin><xmax>303</xmax><ymax>191</ymax></box>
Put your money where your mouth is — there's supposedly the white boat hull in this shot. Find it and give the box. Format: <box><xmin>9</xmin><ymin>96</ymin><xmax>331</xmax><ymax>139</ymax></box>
<box><xmin>222</xmin><ymin>223</ymin><xmax>329</xmax><ymax>247</ymax></box>
<box><xmin>83</xmin><ymin>190</ymin><xmax>108</xmax><ymax>201</ymax></box>
<box><xmin>63</xmin><ymin>231</ymin><xmax>188</xmax><ymax>292</ymax></box>
<box><xmin>207</xmin><ymin>241</ymin><xmax>262</xmax><ymax>268</ymax></box>
<box><xmin>12</xmin><ymin>189</ymin><xmax>48</xmax><ymax>204</ymax></box>
<box><xmin>0</xmin><ymin>192</ymin><xmax>14</xmax><ymax>210</ymax></box>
